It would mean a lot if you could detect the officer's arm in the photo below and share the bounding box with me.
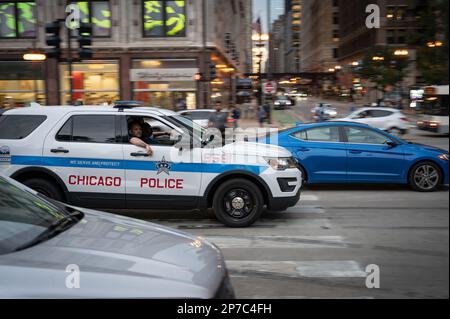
[130,138,153,156]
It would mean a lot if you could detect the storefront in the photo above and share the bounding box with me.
[130,59,198,110]
[0,61,45,107]
[59,60,119,105]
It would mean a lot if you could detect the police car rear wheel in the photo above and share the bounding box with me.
[213,179,263,228]
[23,178,65,202]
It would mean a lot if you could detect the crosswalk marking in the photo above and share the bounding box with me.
[226,260,367,279]
[301,195,319,201]
[205,235,346,249]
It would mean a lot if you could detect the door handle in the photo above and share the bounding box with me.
[130,152,149,157]
[349,150,362,154]
[50,148,69,154]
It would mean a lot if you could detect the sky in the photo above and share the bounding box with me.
[252,0,285,33]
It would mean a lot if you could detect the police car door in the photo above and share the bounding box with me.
[43,113,126,208]
[121,114,202,209]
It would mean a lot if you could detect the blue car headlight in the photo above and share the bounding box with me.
[438,154,449,161]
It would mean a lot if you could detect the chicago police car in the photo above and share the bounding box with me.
[0,102,302,227]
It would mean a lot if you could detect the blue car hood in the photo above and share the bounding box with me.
[404,142,448,155]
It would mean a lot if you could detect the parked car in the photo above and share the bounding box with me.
[0,174,235,298]
[265,122,449,192]
[338,107,411,135]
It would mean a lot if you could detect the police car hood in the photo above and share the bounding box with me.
[0,209,225,299]
[222,141,292,158]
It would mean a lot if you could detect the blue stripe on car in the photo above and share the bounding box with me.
[10,156,267,175]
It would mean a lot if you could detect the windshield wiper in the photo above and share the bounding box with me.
[14,211,84,252]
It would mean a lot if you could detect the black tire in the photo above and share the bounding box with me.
[409,161,442,192]
[298,165,307,185]
[212,178,264,228]
[22,178,65,202]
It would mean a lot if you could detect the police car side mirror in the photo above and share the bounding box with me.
[174,134,192,150]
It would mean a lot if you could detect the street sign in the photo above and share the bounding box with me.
[263,81,277,94]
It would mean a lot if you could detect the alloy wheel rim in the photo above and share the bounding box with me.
[414,165,439,190]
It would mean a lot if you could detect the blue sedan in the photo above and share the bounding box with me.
[265,122,449,192]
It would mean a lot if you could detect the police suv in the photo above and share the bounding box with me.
[0,102,302,227]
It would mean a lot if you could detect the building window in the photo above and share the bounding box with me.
[0,61,45,107]
[387,29,395,44]
[142,0,186,37]
[131,59,197,110]
[386,5,407,21]
[0,1,36,38]
[386,6,395,20]
[333,12,339,25]
[69,1,112,37]
[59,61,119,105]
[397,29,406,44]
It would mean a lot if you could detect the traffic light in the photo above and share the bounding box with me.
[45,21,61,60]
[209,64,217,80]
[78,23,93,60]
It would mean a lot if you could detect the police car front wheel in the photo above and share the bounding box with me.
[23,178,65,202]
[213,179,264,228]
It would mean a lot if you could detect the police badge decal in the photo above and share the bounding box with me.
[156,157,172,175]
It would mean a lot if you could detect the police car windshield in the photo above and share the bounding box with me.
[0,177,83,254]
[165,115,207,137]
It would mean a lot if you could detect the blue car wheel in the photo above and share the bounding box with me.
[409,161,442,192]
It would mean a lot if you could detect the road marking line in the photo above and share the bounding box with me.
[205,236,345,249]
[226,260,367,278]
[301,195,319,201]
[295,261,367,278]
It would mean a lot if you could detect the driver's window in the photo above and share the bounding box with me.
[127,116,176,146]
[345,127,390,145]
[354,111,369,119]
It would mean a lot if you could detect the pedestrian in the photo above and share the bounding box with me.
[208,101,228,144]
[257,105,267,128]
[230,104,241,129]
[263,103,271,124]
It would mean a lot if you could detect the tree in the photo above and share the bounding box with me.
[409,0,449,85]
[355,46,409,100]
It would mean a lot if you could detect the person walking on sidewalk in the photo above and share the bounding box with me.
[257,105,267,128]
[230,104,241,129]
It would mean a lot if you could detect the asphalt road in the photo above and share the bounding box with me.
[118,105,449,299]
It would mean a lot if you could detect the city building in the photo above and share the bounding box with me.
[268,0,301,74]
[338,0,421,102]
[0,0,252,109]
[299,0,340,73]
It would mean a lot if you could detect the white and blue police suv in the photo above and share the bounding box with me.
[0,102,302,227]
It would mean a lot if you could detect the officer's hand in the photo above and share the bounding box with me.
[146,145,153,157]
